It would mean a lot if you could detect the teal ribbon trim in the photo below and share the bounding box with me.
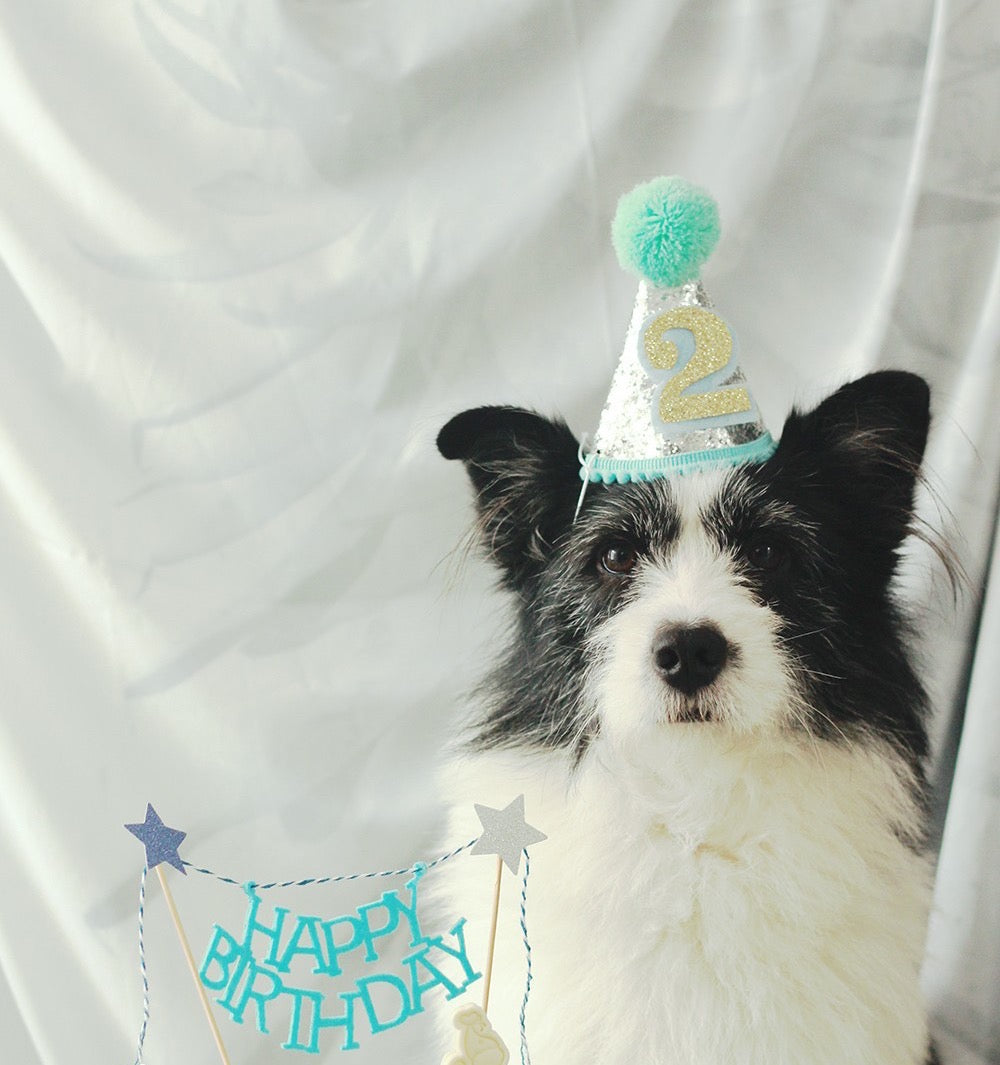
[581,433,778,484]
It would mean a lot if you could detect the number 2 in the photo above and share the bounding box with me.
[642,306,751,424]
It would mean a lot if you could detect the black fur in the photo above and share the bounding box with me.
[437,406,580,589]
[729,370,932,762]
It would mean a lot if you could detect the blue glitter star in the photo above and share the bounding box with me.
[125,804,187,875]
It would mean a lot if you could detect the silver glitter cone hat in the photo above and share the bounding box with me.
[582,177,776,484]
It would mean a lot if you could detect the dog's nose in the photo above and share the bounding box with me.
[652,624,729,695]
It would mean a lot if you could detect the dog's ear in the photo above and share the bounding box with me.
[774,370,930,555]
[438,406,581,585]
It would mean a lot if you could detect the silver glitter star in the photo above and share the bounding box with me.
[471,795,546,875]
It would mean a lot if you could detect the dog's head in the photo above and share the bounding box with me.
[439,371,932,761]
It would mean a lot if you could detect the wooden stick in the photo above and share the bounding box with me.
[481,856,504,1015]
[155,865,233,1065]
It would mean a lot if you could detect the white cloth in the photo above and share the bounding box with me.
[0,1,997,1062]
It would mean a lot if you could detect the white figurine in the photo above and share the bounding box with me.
[442,1003,510,1065]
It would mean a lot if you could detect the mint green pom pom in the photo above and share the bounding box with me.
[612,176,720,287]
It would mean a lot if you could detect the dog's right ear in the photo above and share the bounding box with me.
[437,406,581,586]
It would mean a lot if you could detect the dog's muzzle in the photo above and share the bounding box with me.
[651,624,729,696]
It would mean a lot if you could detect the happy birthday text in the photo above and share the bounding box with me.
[199,867,480,1053]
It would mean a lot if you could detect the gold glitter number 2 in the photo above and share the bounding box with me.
[642,306,752,424]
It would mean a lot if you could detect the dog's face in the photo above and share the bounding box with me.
[439,372,932,764]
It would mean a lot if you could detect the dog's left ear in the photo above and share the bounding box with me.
[438,406,581,586]
[774,370,930,554]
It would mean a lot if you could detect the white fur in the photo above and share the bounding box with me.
[435,473,933,1065]
[437,736,930,1065]
[593,533,796,737]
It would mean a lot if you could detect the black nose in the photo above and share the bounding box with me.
[652,624,729,694]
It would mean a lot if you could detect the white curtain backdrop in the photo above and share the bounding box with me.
[0,1,997,1063]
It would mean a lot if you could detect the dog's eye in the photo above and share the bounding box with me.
[599,543,638,576]
[744,540,784,572]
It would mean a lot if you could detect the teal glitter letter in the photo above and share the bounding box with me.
[275,913,327,975]
[241,883,291,969]
[200,924,247,993]
[283,986,361,1054]
[356,974,412,1035]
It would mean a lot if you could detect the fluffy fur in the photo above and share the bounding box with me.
[435,371,940,1065]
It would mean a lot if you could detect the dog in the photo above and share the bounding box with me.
[434,370,942,1065]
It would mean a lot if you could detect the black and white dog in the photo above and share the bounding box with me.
[436,371,940,1065]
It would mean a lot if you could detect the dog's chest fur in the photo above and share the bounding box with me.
[439,735,930,1065]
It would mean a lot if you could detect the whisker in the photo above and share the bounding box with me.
[795,665,846,683]
[777,628,830,644]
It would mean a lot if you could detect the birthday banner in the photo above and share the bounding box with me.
[200,866,478,1052]
[124,798,544,1064]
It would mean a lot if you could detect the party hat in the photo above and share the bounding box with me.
[582,177,776,484]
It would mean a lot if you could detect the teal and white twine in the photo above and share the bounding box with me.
[134,865,150,1065]
[518,849,533,1065]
